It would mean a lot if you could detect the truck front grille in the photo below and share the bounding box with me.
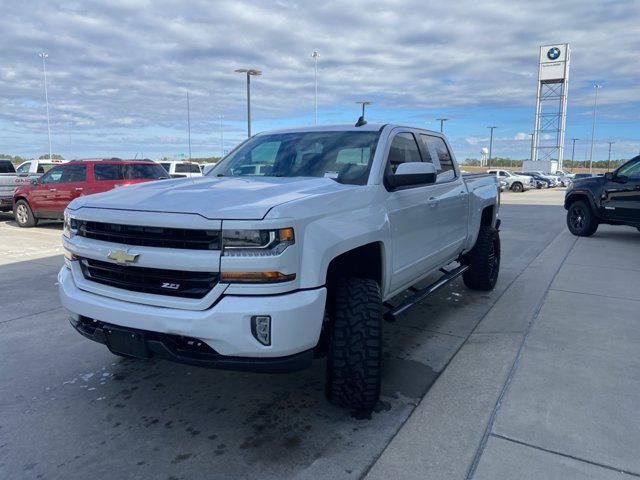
[79,257,218,299]
[76,221,220,250]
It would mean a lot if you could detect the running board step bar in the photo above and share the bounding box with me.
[383,264,469,323]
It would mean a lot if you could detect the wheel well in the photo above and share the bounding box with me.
[13,196,28,207]
[565,193,591,211]
[480,206,494,226]
[317,242,383,357]
[326,242,383,288]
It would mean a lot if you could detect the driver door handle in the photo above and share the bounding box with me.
[75,187,83,191]
[49,188,57,192]
[427,196,439,207]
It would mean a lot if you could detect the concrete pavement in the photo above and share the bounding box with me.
[365,219,640,478]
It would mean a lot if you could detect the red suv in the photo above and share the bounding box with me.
[12,159,169,227]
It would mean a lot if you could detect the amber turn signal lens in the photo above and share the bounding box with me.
[279,227,295,243]
[221,271,296,283]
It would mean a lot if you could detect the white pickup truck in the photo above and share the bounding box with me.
[487,169,535,192]
[59,124,501,411]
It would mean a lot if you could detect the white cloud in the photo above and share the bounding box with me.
[514,132,528,141]
[0,0,638,158]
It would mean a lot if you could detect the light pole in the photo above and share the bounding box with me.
[235,68,262,137]
[436,118,448,133]
[529,133,534,161]
[311,50,319,125]
[219,114,224,157]
[570,138,579,172]
[186,91,192,160]
[487,126,497,168]
[589,83,601,173]
[39,52,52,161]
[606,141,614,171]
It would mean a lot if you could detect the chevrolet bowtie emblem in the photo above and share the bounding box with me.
[107,249,139,265]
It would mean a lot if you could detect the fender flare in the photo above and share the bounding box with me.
[564,189,598,211]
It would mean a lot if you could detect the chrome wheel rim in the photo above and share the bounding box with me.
[16,204,28,224]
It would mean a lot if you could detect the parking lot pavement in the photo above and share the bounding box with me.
[366,215,640,477]
[0,197,569,480]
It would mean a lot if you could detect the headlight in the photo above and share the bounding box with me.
[63,211,78,239]
[222,227,294,256]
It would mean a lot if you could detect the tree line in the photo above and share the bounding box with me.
[463,157,627,170]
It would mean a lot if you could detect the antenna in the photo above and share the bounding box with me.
[355,100,371,127]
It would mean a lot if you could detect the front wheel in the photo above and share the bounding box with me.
[463,226,500,291]
[325,277,382,412]
[566,200,598,237]
[14,200,37,228]
[511,182,523,193]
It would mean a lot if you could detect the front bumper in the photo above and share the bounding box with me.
[70,317,314,373]
[0,196,12,211]
[59,266,327,365]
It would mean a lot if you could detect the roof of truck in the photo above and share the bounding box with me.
[263,123,442,136]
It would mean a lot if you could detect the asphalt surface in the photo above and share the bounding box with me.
[0,190,568,480]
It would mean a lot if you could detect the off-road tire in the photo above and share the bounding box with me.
[511,182,524,193]
[566,200,598,237]
[463,226,500,291]
[325,277,382,411]
[14,200,37,228]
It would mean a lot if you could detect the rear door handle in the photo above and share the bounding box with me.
[427,196,439,207]
[49,188,57,192]
[75,187,83,191]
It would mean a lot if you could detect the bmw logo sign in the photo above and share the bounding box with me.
[547,47,561,60]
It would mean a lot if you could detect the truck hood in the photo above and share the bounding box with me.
[68,176,351,220]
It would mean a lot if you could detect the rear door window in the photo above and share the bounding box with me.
[419,135,455,181]
[94,163,121,181]
[59,164,87,183]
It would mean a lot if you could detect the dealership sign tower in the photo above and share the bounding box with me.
[531,43,570,169]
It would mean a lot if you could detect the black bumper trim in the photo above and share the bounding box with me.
[70,316,313,374]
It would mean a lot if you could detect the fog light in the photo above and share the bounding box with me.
[251,315,271,346]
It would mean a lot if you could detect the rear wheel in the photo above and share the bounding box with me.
[463,226,500,291]
[566,200,598,237]
[511,182,523,193]
[325,277,382,412]
[14,200,37,228]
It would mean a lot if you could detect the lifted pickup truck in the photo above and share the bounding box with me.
[565,155,640,236]
[59,124,501,411]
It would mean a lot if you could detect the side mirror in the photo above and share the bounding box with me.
[31,178,39,185]
[614,174,629,183]
[386,162,437,189]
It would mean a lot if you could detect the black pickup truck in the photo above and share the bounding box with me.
[564,155,640,236]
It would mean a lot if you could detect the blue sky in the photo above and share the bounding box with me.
[1,0,639,162]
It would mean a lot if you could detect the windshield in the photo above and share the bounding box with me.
[209,131,381,185]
